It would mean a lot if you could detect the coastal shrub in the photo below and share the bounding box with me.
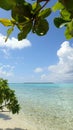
[0,78,20,114]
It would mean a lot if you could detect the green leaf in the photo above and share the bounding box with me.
[38,8,51,18]
[65,27,72,39]
[0,0,16,10]
[12,2,32,23]
[23,2,32,18]
[54,17,68,28]
[65,20,73,39]
[34,19,49,36]
[60,9,71,21]
[52,1,64,12]
[32,2,41,12]
[59,0,73,12]
[18,21,32,40]
[12,5,25,23]
[5,27,14,42]
[0,18,12,26]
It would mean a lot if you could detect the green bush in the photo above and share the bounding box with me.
[0,78,20,114]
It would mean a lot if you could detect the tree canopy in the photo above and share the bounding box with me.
[0,78,20,114]
[0,0,73,40]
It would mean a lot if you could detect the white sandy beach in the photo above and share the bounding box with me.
[0,112,37,130]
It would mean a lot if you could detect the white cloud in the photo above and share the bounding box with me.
[0,33,31,49]
[41,41,73,83]
[34,67,43,73]
[48,41,73,82]
[1,48,10,58]
[41,74,47,80]
[0,64,14,77]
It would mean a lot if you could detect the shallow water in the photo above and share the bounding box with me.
[9,83,73,130]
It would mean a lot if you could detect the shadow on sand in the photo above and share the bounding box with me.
[0,128,27,130]
[0,113,12,120]
[0,113,28,130]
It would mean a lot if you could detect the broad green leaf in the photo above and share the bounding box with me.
[18,21,32,40]
[65,20,73,39]
[32,2,41,12]
[54,17,68,28]
[23,2,32,18]
[60,9,71,21]
[38,8,51,18]
[34,19,49,36]
[52,1,64,12]
[59,0,73,12]
[0,0,16,10]
[12,2,32,23]
[5,27,14,42]
[0,18,12,26]
[65,27,72,39]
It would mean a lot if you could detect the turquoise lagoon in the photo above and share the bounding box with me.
[9,83,73,130]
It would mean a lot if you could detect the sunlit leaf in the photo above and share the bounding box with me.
[65,20,73,39]
[60,9,71,21]
[5,27,14,42]
[32,2,41,12]
[52,1,64,12]
[65,27,72,39]
[38,8,51,18]
[0,18,12,26]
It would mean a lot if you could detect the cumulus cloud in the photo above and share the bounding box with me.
[34,67,43,73]
[41,41,73,83]
[0,64,14,77]
[0,33,31,49]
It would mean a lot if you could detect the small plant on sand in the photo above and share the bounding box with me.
[0,78,20,114]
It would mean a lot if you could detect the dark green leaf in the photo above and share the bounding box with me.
[12,2,32,23]
[0,0,16,10]
[23,2,32,18]
[54,17,68,28]
[34,19,49,36]
[59,0,73,12]
[18,21,32,40]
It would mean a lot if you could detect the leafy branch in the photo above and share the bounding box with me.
[0,0,73,40]
[0,78,20,114]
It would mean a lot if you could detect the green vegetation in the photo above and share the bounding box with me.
[0,0,73,40]
[0,78,20,114]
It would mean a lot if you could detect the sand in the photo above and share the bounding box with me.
[0,112,37,130]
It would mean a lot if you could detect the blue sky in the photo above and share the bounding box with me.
[0,0,73,83]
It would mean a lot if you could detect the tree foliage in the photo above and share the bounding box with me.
[0,0,73,40]
[0,78,20,114]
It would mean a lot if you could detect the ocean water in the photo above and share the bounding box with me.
[9,83,73,130]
